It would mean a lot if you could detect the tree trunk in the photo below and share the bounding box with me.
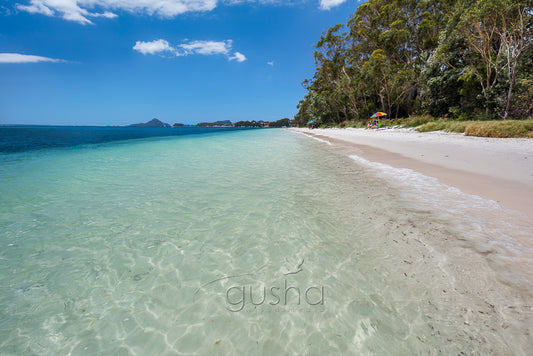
[503,60,518,120]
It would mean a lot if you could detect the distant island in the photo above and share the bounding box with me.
[128,118,294,128]
[129,118,170,127]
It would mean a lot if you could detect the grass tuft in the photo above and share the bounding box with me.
[416,120,533,138]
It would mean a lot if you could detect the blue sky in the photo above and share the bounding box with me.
[0,0,360,125]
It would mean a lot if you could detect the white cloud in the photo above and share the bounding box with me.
[89,11,118,19]
[0,53,65,63]
[223,0,302,5]
[179,40,231,56]
[229,52,247,62]
[15,0,336,24]
[15,0,218,25]
[133,39,175,55]
[16,1,53,16]
[134,39,246,62]
[267,61,274,66]
[319,0,348,10]
[15,0,312,24]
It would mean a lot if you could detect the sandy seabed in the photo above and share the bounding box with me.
[1,128,532,354]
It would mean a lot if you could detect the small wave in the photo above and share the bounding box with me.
[297,132,332,145]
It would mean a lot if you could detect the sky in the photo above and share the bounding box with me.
[0,0,361,126]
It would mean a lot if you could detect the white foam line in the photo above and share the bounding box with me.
[298,132,332,145]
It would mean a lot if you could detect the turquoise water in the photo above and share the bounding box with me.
[0,129,531,354]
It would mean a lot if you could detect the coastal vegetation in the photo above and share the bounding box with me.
[233,118,292,127]
[269,118,293,127]
[198,118,294,127]
[233,120,269,127]
[196,120,233,127]
[295,0,533,131]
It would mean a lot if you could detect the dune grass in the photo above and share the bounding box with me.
[416,120,533,138]
[338,120,367,128]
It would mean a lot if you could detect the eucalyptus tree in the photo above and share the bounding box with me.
[295,0,532,125]
[345,0,448,117]
[442,0,533,118]
[499,0,533,119]
[313,24,351,123]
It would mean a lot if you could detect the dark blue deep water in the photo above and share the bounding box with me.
[0,126,249,153]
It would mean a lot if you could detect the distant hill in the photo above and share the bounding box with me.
[196,120,233,127]
[130,118,170,127]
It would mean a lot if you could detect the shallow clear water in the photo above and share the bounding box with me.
[0,129,531,354]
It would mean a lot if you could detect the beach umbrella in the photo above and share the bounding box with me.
[370,112,387,118]
[308,120,315,124]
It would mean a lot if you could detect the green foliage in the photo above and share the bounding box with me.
[269,118,292,127]
[233,120,264,127]
[296,0,533,125]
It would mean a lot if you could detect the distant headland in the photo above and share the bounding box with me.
[129,118,171,127]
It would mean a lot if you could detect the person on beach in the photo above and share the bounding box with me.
[367,120,379,129]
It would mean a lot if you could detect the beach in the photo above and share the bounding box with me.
[294,127,533,218]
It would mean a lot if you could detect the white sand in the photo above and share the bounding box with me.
[293,127,533,218]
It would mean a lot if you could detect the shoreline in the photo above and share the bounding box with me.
[292,127,533,219]
[292,126,533,307]
[293,127,533,296]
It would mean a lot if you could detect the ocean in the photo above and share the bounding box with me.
[0,127,531,354]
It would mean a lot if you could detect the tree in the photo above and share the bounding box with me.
[447,0,533,118]
[499,0,533,119]
[295,0,532,125]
